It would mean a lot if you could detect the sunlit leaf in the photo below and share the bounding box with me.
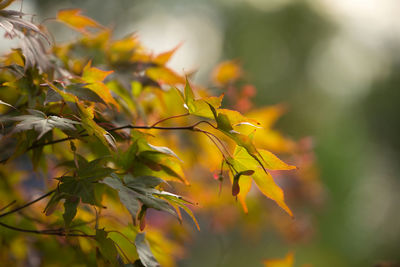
[146,66,185,85]
[77,103,117,150]
[182,78,223,119]
[229,146,293,216]
[57,9,101,33]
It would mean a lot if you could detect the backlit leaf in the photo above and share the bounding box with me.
[57,9,101,33]
[229,146,293,216]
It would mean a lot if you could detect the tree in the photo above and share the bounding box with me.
[0,2,318,266]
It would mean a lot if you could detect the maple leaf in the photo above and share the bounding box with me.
[12,109,80,139]
[57,9,102,33]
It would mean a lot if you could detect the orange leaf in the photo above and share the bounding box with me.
[153,43,182,65]
[212,60,242,86]
[146,66,186,85]
[57,9,101,33]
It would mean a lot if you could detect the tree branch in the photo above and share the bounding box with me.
[1,120,219,164]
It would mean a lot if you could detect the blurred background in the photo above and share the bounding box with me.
[2,0,400,266]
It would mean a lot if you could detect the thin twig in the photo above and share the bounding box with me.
[0,190,55,218]
[0,221,95,237]
[0,200,16,212]
[149,113,189,127]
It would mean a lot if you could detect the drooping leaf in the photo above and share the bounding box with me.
[160,193,200,231]
[102,174,178,223]
[102,176,141,221]
[232,170,254,197]
[135,233,160,267]
[63,196,79,228]
[146,143,182,162]
[0,99,14,109]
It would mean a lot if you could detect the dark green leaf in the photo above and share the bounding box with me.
[63,196,79,228]
[59,176,97,205]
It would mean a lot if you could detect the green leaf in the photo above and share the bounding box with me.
[135,233,160,267]
[77,103,116,150]
[102,175,141,221]
[44,192,66,216]
[95,229,118,265]
[65,83,106,104]
[182,78,223,119]
[124,175,164,189]
[147,143,182,162]
[59,176,97,205]
[159,193,200,231]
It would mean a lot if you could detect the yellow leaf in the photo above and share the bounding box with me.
[182,78,223,119]
[231,146,293,216]
[82,61,113,83]
[146,66,186,85]
[81,62,119,108]
[57,9,102,33]
[264,252,294,267]
[212,60,242,86]
[259,149,296,171]
[219,108,260,127]
[237,175,252,214]
[77,103,116,151]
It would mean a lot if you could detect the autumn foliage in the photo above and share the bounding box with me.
[0,2,321,266]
